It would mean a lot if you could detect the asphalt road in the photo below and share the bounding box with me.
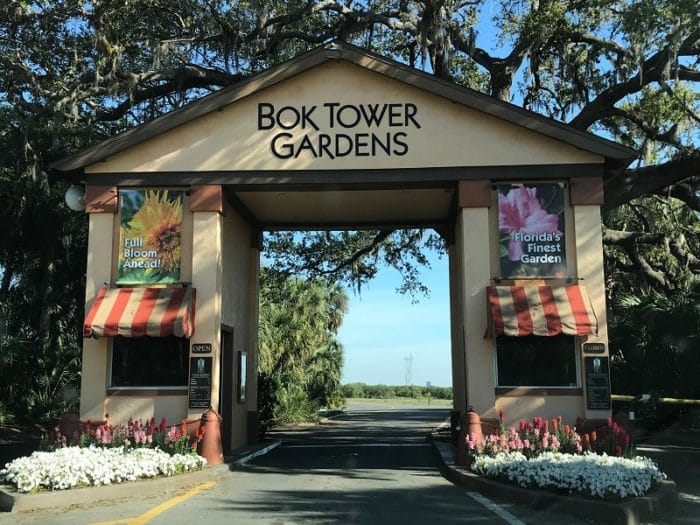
[4,401,699,524]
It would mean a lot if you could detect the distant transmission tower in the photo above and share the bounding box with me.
[404,353,414,386]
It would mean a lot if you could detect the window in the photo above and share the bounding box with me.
[111,336,188,388]
[495,335,578,388]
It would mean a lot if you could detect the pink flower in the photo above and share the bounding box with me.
[498,185,561,261]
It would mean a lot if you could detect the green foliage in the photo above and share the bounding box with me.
[342,383,453,400]
[257,270,348,430]
[609,283,700,398]
[0,401,10,426]
[604,194,699,294]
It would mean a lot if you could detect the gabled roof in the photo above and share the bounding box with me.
[51,41,637,174]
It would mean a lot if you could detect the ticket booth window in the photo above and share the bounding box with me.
[496,335,579,388]
[110,336,189,388]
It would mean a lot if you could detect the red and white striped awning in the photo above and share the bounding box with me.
[83,287,196,338]
[487,285,597,337]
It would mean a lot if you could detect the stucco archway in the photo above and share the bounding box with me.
[53,41,635,452]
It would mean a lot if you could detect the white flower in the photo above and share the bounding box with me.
[471,451,665,498]
[0,446,206,493]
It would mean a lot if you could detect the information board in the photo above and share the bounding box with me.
[188,357,212,410]
[585,356,611,410]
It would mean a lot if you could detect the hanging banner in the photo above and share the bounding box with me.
[497,183,567,278]
[117,189,183,285]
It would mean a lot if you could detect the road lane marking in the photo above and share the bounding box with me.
[90,481,216,525]
[680,492,700,503]
[465,491,527,525]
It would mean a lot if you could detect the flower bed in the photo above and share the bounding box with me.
[1,446,206,493]
[0,417,208,493]
[467,414,666,499]
[472,451,664,499]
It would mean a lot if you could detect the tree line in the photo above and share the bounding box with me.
[342,383,453,400]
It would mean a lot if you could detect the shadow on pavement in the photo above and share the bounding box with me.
[208,481,496,524]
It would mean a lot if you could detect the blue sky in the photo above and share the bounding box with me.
[338,249,452,387]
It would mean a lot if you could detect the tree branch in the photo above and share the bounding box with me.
[669,234,700,273]
[570,29,700,130]
[602,228,664,245]
[659,180,700,212]
[93,66,242,122]
[604,153,700,210]
[312,230,395,277]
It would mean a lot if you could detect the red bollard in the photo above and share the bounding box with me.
[198,409,224,465]
[467,409,483,442]
[456,408,482,466]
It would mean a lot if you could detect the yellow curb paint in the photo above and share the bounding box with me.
[90,481,216,525]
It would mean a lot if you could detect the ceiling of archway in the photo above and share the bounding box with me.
[228,187,455,228]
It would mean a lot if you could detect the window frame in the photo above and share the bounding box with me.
[493,334,581,390]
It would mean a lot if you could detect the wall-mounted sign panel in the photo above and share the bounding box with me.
[117,189,183,285]
[585,356,611,410]
[189,356,212,410]
[497,183,567,279]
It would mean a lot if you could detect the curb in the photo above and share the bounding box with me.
[430,438,678,525]
[0,440,281,514]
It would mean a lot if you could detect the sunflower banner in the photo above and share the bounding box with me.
[497,182,567,279]
[116,189,183,285]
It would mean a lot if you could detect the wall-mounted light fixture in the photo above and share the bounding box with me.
[64,185,86,211]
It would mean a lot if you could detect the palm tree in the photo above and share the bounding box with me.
[258,270,348,426]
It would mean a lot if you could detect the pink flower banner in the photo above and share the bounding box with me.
[497,183,566,278]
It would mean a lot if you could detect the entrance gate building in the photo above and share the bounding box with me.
[53,42,636,452]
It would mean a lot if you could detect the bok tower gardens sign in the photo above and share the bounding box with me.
[258,102,420,159]
[51,41,637,453]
